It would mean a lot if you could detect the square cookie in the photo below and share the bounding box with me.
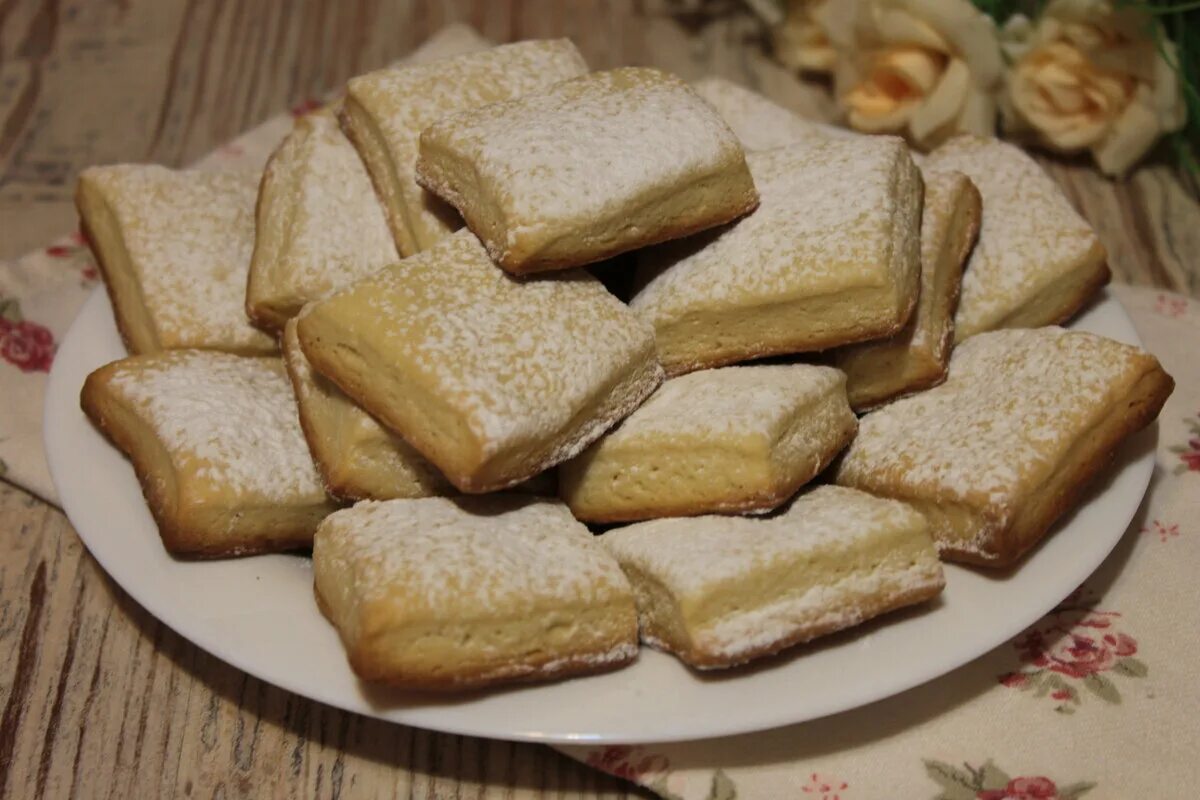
[282,318,453,501]
[923,136,1109,341]
[834,169,982,410]
[80,350,337,557]
[313,496,638,689]
[560,365,856,522]
[690,80,981,408]
[342,39,587,257]
[631,136,922,375]
[600,485,944,669]
[416,67,759,274]
[297,231,664,493]
[76,165,276,355]
[836,328,1174,566]
[246,111,400,332]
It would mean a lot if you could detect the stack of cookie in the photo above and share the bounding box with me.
[75,32,1174,690]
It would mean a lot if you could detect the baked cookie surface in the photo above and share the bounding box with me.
[416,67,759,274]
[560,365,856,522]
[297,231,663,493]
[836,327,1174,566]
[76,165,275,355]
[692,76,849,150]
[313,495,638,689]
[631,137,922,375]
[600,485,944,669]
[80,350,336,557]
[342,39,587,256]
[282,319,453,501]
[247,111,399,332]
[923,136,1109,341]
[834,169,982,410]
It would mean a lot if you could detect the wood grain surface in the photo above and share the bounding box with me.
[1,2,1197,799]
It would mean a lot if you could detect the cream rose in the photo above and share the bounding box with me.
[830,0,1004,150]
[1000,0,1187,176]
[773,0,849,74]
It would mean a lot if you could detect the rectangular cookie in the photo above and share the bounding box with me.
[690,79,982,408]
[80,350,337,557]
[416,67,759,274]
[76,165,276,355]
[630,136,922,375]
[922,136,1110,341]
[833,169,982,410]
[296,231,664,493]
[559,365,856,522]
[600,485,944,669]
[281,318,453,501]
[313,496,638,690]
[341,39,588,257]
[836,327,1174,566]
[246,111,400,332]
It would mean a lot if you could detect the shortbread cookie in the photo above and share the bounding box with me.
[692,76,849,151]
[600,485,944,669]
[76,166,276,355]
[922,136,1109,341]
[246,111,400,332]
[690,82,981,407]
[834,170,982,410]
[342,39,587,256]
[282,319,453,501]
[631,137,922,375]
[313,496,638,689]
[836,328,1174,567]
[297,231,663,493]
[416,67,759,274]
[80,350,337,557]
[560,365,856,522]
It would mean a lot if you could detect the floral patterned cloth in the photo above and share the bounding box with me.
[0,25,1196,800]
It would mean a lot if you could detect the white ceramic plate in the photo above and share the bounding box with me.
[44,287,1155,744]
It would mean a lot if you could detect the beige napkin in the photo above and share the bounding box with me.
[1,24,1196,800]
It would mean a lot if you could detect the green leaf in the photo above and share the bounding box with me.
[1058,781,1097,799]
[924,760,980,799]
[0,297,21,323]
[706,769,737,800]
[1113,657,1149,678]
[978,760,1012,790]
[1083,673,1122,704]
[1056,703,1077,714]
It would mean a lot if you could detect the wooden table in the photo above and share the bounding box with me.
[1,2,1197,798]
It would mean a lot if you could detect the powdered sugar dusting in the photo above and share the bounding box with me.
[315,231,661,457]
[267,112,398,298]
[346,39,587,246]
[316,496,631,609]
[836,327,1151,515]
[601,364,844,444]
[107,351,325,500]
[692,76,852,151]
[419,67,747,251]
[603,485,940,659]
[922,136,1099,338]
[631,137,919,326]
[83,165,273,350]
[602,485,929,597]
